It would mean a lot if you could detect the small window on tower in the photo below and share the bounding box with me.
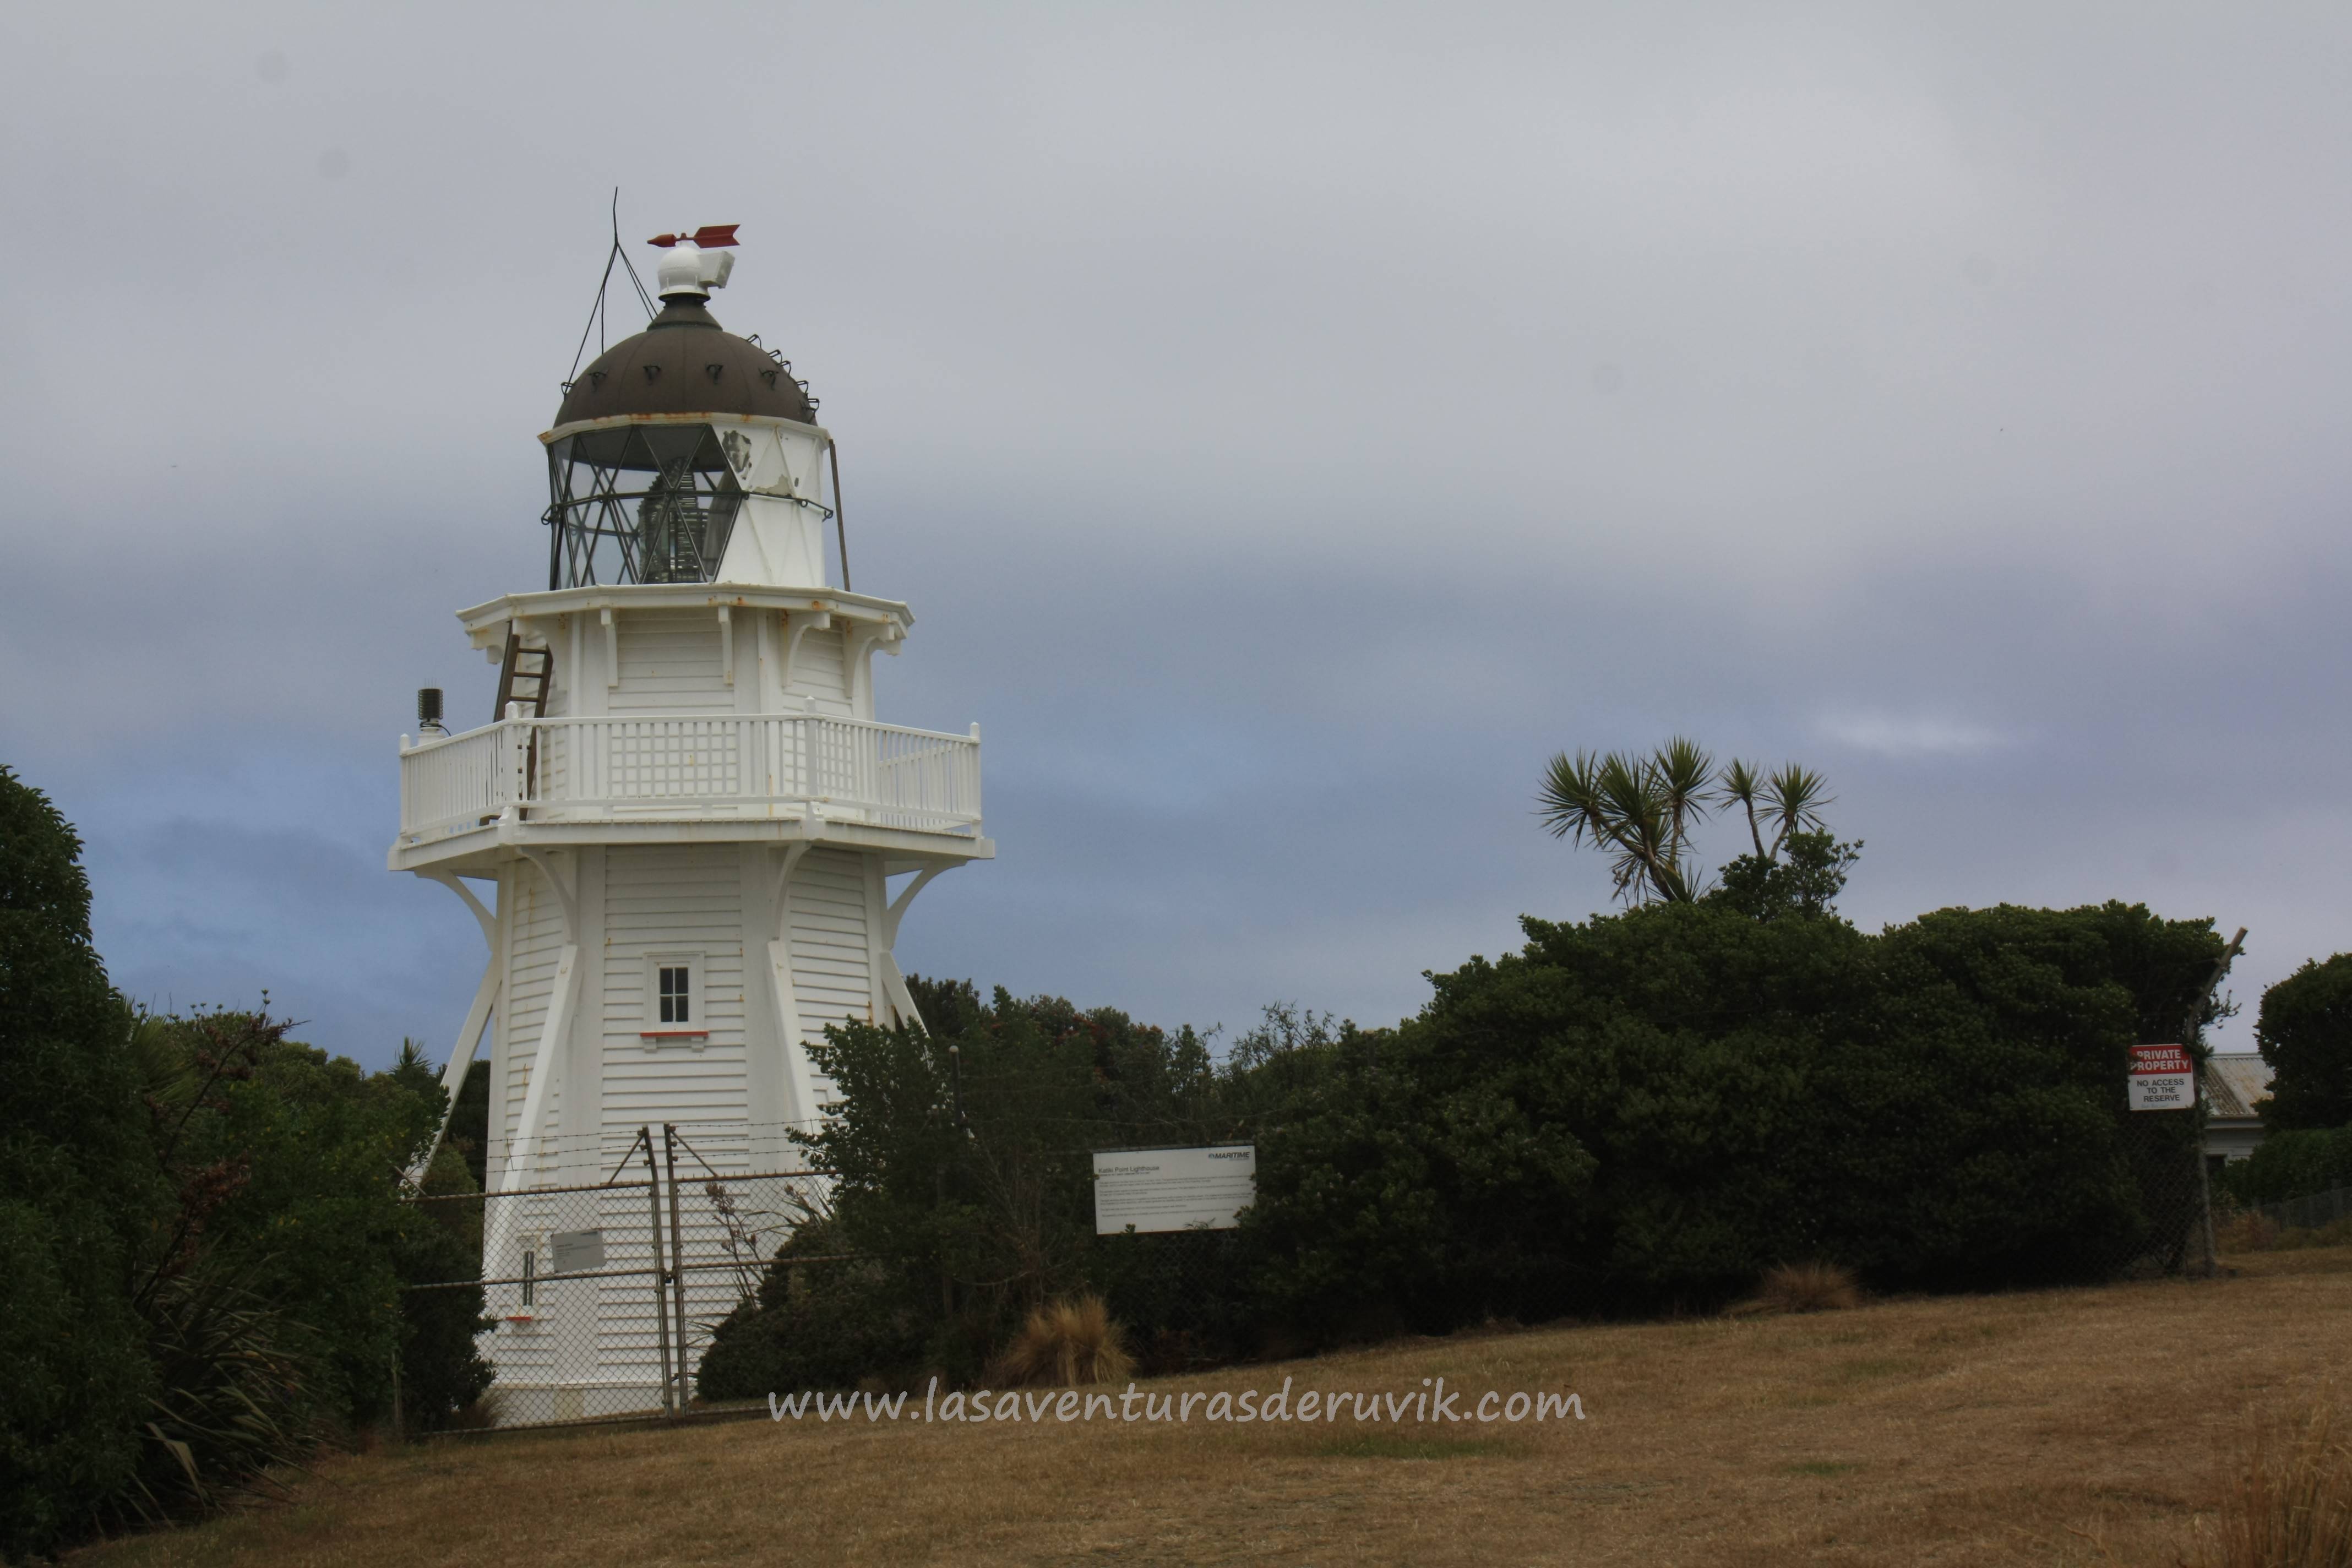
[658,965,692,1025]
[643,955,705,1042]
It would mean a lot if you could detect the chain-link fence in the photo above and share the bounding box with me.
[402,1124,824,1430]
[2084,1102,2215,1280]
[1086,1226,1257,1373]
[2249,1183,2352,1234]
[409,1092,2228,1424]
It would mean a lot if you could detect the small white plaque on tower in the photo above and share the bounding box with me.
[1092,1145,1256,1234]
[551,1229,606,1275]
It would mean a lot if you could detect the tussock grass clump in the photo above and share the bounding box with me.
[993,1295,1133,1387]
[1728,1261,1861,1317]
[2216,1210,2283,1254]
[2198,1399,2352,1568]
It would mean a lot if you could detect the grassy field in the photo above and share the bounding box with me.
[76,1248,2352,1568]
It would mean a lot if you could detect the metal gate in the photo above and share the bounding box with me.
[403,1123,818,1428]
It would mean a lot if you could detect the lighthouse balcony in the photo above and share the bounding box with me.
[394,711,982,858]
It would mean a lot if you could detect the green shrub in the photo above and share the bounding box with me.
[395,1142,494,1430]
[0,766,155,1558]
[136,1013,489,1431]
[706,900,2229,1387]
[2255,955,2352,1132]
[700,983,1236,1390]
[2,771,494,1548]
[1805,901,2212,1288]
[696,1222,932,1398]
[2232,1128,2352,1205]
[1244,898,2217,1324]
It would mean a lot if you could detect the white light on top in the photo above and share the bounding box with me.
[648,224,741,298]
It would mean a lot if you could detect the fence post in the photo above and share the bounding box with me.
[2187,1106,2217,1278]
[641,1126,677,1418]
[663,1124,690,1412]
[2185,927,2246,1278]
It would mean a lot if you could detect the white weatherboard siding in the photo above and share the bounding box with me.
[482,837,880,1403]
[500,864,565,1183]
[601,845,749,1138]
[594,1204,667,1382]
[611,609,732,716]
[784,627,851,715]
[790,847,874,1110]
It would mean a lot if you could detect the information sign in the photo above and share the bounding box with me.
[1092,1146,1256,1234]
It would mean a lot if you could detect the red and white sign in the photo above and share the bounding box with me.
[2129,1043,2196,1111]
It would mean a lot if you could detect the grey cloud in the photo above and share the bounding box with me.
[6,2,2349,1060]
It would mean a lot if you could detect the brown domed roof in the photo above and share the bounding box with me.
[554,298,816,427]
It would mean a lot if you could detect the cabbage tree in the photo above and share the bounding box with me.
[1537,740,1834,906]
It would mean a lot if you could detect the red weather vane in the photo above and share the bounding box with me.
[647,225,741,249]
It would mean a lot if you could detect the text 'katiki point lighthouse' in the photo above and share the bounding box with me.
[390,226,990,1420]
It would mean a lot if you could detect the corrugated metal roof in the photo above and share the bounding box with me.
[2203,1054,2272,1120]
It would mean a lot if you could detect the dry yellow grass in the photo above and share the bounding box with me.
[2195,1392,2352,1568]
[71,1247,2352,1568]
[2214,1209,2282,1254]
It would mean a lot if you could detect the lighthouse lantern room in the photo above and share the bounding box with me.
[390,228,989,1421]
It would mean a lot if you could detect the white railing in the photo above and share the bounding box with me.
[399,713,982,842]
[399,722,516,839]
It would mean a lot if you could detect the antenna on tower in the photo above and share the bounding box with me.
[566,190,660,385]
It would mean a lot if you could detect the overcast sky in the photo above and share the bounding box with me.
[5,2,2346,1065]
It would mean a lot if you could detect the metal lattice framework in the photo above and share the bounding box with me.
[546,423,746,589]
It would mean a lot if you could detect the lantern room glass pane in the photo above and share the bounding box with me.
[545,424,745,588]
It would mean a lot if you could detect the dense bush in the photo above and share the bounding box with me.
[2227,1127,2352,1206]
[698,981,1233,1396]
[695,1219,932,1397]
[1265,899,1853,1322]
[0,770,488,1556]
[0,768,161,1558]
[1240,898,2217,1335]
[1802,901,2211,1287]
[397,1136,494,1429]
[135,1017,493,1441]
[701,892,2228,1391]
[2254,955,2352,1133]
[137,1017,488,1429]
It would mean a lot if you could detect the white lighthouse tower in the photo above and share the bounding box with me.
[390,228,989,1419]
